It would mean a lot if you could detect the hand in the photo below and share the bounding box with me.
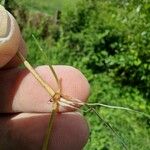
[0,6,90,150]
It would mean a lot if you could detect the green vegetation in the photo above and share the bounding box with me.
[5,0,150,149]
[5,0,79,14]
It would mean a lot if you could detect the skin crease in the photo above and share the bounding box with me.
[0,7,90,150]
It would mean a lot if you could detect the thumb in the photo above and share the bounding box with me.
[0,5,25,68]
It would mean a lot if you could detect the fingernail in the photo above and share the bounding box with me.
[0,5,21,67]
[0,5,8,37]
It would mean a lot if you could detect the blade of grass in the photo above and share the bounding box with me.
[32,34,60,90]
[86,102,150,119]
[17,52,56,97]
[87,105,128,150]
[67,98,150,119]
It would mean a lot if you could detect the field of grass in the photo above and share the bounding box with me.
[15,0,79,14]
[5,0,150,150]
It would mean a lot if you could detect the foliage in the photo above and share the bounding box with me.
[54,0,150,99]
[5,0,150,149]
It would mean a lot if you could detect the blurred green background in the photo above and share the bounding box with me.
[4,0,150,149]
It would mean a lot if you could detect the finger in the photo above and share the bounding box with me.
[0,112,89,150]
[0,65,90,113]
[0,5,26,69]
[3,36,26,69]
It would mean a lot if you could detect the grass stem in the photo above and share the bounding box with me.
[42,108,57,150]
[17,51,56,97]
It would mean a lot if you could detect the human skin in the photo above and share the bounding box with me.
[0,6,90,150]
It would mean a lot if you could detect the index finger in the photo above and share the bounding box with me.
[0,65,90,113]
